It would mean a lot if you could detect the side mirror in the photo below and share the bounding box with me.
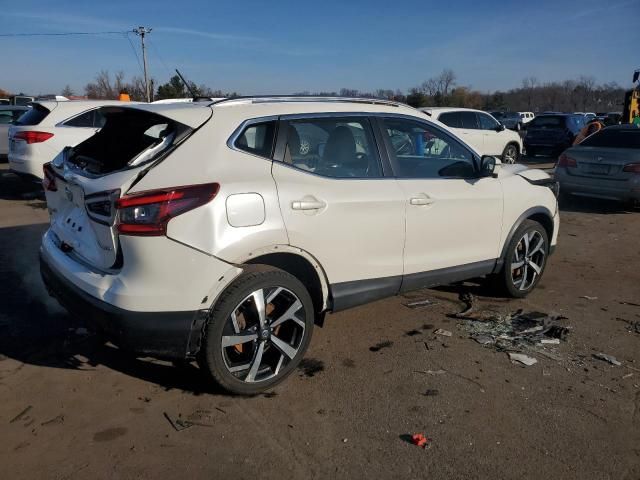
[480,155,498,177]
[495,123,506,132]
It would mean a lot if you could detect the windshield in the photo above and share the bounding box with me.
[580,129,640,149]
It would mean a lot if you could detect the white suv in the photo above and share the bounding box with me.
[8,100,138,180]
[40,97,559,394]
[421,107,523,163]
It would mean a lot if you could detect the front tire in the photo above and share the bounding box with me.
[502,143,519,164]
[198,267,314,395]
[494,220,549,298]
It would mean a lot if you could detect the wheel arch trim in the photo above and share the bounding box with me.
[493,206,554,273]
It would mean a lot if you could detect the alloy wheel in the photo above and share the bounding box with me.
[504,145,518,164]
[511,230,546,291]
[220,286,306,383]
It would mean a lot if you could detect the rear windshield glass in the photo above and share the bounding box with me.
[15,105,50,126]
[580,129,640,149]
[529,116,563,128]
[68,108,191,175]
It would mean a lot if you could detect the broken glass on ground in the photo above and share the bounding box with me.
[456,308,570,358]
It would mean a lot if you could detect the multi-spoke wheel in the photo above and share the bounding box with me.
[493,220,549,298]
[198,267,314,395]
[502,143,519,164]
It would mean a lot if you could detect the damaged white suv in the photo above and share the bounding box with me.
[40,98,559,394]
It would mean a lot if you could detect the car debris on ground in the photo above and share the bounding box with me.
[433,328,452,337]
[592,353,622,366]
[508,353,538,366]
[404,299,438,309]
[410,433,432,449]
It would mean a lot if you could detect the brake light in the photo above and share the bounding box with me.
[557,153,577,168]
[115,183,219,236]
[14,131,54,144]
[42,163,57,191]
[622,163,640,174]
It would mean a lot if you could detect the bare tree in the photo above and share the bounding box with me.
[61,85,74,97]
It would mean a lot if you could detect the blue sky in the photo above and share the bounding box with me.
[1,0,638,95]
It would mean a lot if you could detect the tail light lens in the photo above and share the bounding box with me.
[42,163,57,191]
[557,153,577,168]
[14,131,54,144]
[622,163,640,174]
[115,183,220,236]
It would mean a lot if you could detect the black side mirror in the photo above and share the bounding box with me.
[495,123,506,132]
[480,155,497,177]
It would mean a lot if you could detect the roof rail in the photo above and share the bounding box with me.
[209,95,405,108]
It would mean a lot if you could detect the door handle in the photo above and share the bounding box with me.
[291,199,326,210]
[409,196,434,206]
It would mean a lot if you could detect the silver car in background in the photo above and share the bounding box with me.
[556,125,640,204]
[0,106,28,158]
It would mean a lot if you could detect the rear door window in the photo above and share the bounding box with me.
[234,121,277,159]
[460,111,480,129]
[15,105,50,126]
[283,117,382,178]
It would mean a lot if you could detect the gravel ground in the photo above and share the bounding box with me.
[0,160,638,480]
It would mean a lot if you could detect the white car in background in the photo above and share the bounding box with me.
[519,112,535,124]
[8,100,138,180]
[0,106,28,158]
[420,107,523,163]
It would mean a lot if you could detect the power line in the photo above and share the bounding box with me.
[0,31,128,37]
[132,26,152,102]
[125,32,145,77]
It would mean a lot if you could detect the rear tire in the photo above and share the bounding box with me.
[198,267,314,395]
[493,220,549,298]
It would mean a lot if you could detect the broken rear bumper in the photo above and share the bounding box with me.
[40,253,208,360]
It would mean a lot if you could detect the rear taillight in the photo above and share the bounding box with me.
[622,163,640,174]
[557,153,577,168]
[15,131,54,144]
[42,163,57,191]
[115,183,219,236]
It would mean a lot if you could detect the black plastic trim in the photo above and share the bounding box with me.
[330,275,402,311]
[40,253,204,360]
[400,259,496,293]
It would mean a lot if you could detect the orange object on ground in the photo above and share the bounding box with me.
[118,90,131,102]
[411,433,431,448]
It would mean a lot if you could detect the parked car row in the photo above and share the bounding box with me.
[37,97,559,394]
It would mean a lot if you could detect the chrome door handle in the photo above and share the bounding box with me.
[410,196,434,206]
[291,200,326,210]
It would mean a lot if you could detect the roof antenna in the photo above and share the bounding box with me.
[175,68,199,99]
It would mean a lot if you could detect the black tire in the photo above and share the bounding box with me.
[493,220,549,298]
[198,266,314,395]
[502,143,519,164]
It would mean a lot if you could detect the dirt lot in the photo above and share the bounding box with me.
[1,160,639,480]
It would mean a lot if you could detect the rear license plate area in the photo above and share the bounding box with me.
[585,164,610,175]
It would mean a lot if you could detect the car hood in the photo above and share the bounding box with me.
[498,163,551,181]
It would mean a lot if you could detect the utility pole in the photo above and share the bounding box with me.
[133,26,152,102]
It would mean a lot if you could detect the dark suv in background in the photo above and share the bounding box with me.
[490,111,522,131]
[524,114,585,157]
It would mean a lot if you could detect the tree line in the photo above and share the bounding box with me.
[39,68,629,113]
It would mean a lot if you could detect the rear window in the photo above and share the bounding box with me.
[234,121,277,158]
[529,116,564,128]
[15,105,50,126]
[580,129,640,149]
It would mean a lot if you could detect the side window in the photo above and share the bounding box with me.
[284,117,382,178]
[234,121,277,159]
[478,112,499,130]
[64,110,96,128]
[438,112,461,128]
[460,111,479,129]
[383,118,476,179]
